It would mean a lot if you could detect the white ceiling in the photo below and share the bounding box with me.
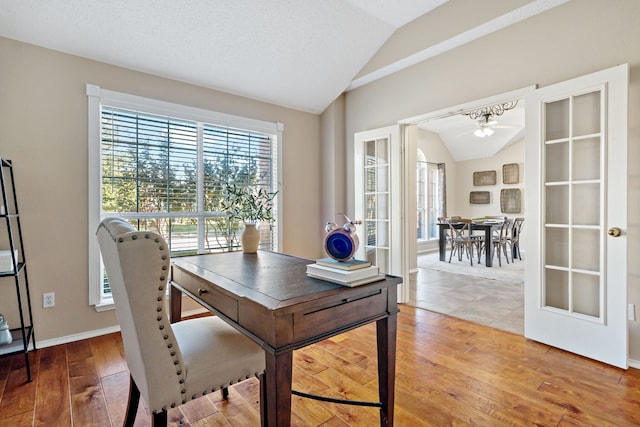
[417,102,525,162]
[0,0,564,159]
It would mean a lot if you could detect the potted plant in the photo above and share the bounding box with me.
[221,183,277,253]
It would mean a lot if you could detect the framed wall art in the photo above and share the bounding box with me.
[500,188,521,213]
[469,191,491,204]
[473,170,496,186]
[502,163,519,184]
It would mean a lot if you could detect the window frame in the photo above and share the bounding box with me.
[87,84,283,310]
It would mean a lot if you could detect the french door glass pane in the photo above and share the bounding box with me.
[543,89,603,319]
[545,98,570,140]
[573,137,600,180]
[363,136,390,271]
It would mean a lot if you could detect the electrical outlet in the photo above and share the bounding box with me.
[43,292,55,308]
[628,304,636,321]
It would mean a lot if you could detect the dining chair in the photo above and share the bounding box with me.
[96,217,266,427]
[486,217,513,267]
[508,217,525,262]
[446,218,480,265]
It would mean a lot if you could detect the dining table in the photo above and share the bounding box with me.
[438,221,503,267]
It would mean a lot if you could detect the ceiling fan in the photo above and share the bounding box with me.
[462,101,520,138]
[474,114,498,137]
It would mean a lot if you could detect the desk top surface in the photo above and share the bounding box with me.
[171,251,401,311]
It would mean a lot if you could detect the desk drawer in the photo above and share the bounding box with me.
[173,269,238,322]
[293,289,387,342]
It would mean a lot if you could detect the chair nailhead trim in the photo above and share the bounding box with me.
[132,235,137,240]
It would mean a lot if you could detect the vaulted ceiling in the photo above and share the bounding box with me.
[0,0,566,159]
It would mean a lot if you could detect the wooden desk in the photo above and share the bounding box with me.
[438,222,500,267]
[169,251,402,426]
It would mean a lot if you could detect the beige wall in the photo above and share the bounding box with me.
[0,37,322,342]
[455,139,525,220]
[338,0,640,359]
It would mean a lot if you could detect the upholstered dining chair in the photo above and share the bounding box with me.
[96,217,265,427]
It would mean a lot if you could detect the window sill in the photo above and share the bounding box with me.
[94,299,115,312]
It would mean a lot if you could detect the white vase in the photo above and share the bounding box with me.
[241,222,260,253]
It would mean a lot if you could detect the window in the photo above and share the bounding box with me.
[87,85,282,309]
[416,150,445,242]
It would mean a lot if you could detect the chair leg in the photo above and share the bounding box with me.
[222,386,229,399]
[124,375,140,427]
[152,411,168,427]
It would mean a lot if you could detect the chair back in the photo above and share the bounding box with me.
[96,217,185,411]
[498,218,514,241]
[513,217,525,236]
[447,218,472,240]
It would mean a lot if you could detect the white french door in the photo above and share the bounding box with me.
[354,125,408,302]
[524,64,628,368]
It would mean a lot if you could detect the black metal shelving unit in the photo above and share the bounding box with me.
[0,158,35,382]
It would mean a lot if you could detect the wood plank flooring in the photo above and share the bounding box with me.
[1,305,640,426]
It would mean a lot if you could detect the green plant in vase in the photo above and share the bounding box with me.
[221,184,277,253]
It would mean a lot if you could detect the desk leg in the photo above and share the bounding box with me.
[168,284,182,323]
[262,351,293,426]
[439,225,446,262]
[484,227,493,267]
[377,314,397,427]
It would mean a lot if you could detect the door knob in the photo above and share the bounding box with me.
[608,227,622,237]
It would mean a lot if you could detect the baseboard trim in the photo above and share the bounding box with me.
[628,358,640,369]
[37,307,211,349]
[37,325,122,349]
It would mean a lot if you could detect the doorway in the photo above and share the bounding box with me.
[400,87,532,334]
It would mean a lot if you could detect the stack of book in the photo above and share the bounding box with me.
[306,257,385,287]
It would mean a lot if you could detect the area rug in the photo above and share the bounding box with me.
[417,251,524,284]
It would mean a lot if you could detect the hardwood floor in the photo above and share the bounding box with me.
[2,306,640,426]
